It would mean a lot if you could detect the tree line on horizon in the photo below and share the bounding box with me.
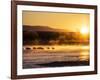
[23,31,89,45]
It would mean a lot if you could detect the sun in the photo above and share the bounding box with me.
[80,27,89,35]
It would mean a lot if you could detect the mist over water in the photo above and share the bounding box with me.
[23,45,89,68]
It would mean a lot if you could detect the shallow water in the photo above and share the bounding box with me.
[23,45,89,68]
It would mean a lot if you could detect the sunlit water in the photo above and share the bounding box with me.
[23,45,89,68]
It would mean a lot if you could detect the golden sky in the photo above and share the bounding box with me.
[23,11,90,32]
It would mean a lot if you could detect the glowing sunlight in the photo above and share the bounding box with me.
[80,27,89,35]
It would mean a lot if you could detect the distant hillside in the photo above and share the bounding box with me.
[23,25,69,32]
[23,25,89,45]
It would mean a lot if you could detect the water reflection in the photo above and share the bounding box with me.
[79,51,89,61]
[23,45,90,68]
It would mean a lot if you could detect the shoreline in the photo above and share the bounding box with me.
[23,61,89,69]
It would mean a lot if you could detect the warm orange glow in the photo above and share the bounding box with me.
[80,27,89,35]
[23,11,90,32]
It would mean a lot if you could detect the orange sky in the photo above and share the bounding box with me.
[22,11,90,32]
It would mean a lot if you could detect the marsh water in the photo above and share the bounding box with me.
[23,45,89,69]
